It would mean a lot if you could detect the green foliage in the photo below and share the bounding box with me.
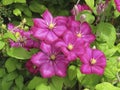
[85,0,94,9]
[7,47,38,60]
[27,76,47,90]
[95,82,120,90]
[0,0,120,90]
[2,0,26,5]
[5,58,18,72]
[96,22,116,48]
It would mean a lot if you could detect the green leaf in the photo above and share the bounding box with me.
[117,43,120,53]
[104,46,118,58]
[23,8,32,17]
[29,0,47,14]
[77,68,85,83]
[81,74,101,89]
[85,0,94,9]
[63,76,77,88]
[0,68,6,78]
[3,32,17,41]
[95,82,120,90]
[2,0,14,5]
[28,76,47,90]
[2,76,13,90]
[36,84,50,90]
[15,75,24,90]
[13,8,22,16]
[6,71,18,81]
[5,58,18,72]
[0,41,5,50]
[96,22,116,48]
[14,0,26,3]
[104,57,118,79]
[50,76,64,90]
[68,65,77,80]
[7,47,33,60]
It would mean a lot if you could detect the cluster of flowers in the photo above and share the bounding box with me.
[8,23,40,50]
[8,4,106,78]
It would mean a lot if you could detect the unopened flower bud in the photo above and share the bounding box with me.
[24,26,29,31]
[72,5,79,16]
[117,57,120,62]
[2,24,6,29]
[80,14,86,22]
[22,18,26,24]
[97,3,106,15]
[92,45,96,49]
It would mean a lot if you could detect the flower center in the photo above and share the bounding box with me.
[67,44,73,50]
[49,23,55,30]
[77,33,82,38]
[50,54,56,60]
[90,58,96,65]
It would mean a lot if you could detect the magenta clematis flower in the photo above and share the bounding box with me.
[26,60,39,74]
[31,42,69,78]
[8,23,40,50]
[79,48,106,75]
[32,10,67,43]
[71,4,91,16]
[114,0,120,12]
[67,17,95,44]
[55,31,86,61]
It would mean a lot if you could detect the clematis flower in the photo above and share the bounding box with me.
[71,4,91,16]
[32,10,67,43]
[26,60,39,74]
[31,42,69,78]
[79,48,106,75]
[69,20,95,44]
[55,31,86,61]
[8,23,40,50]
[114,0,120,12]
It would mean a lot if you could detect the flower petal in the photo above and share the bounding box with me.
[40,42,51,54]
[53,25,67,36]
[79,47,92,64]
[8,23,14,30]
[42,10,53,22]
[33,27,48,40]
[33,18,47,28]
[40,62,55,78]
[63,31,76,44]
[91,66,104,75]
[31,52,48,67]
[54,61,68,77]
[95,56,106,68]
[80,64,91,74]
[81,34,95,43]
[45,31,58,43]
[80,22,91,34]
[55,40,67,48]
[54,16,67,25]
[92,49,105,60]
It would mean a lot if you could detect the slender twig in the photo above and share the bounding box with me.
[76,0,80,5]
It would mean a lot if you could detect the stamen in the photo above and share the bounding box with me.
[49,23,55,29]
[90,58,96,65]
[68,44,73,50]
[50,54,56,60]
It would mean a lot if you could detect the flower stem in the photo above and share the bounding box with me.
[76,0,80,5]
